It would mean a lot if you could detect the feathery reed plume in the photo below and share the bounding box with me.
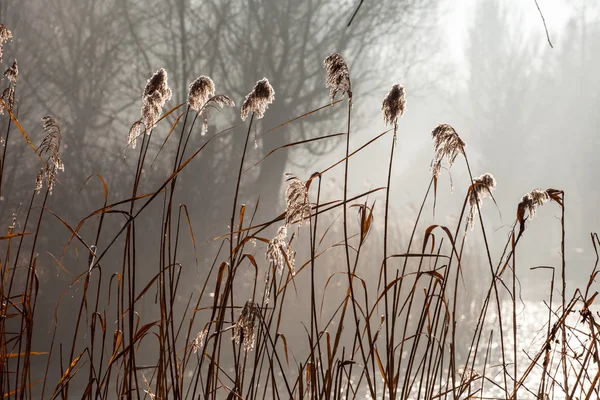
[382,84,406,127]
[3,59,17,84]
[188,76,215,112]
[187,76,235,135]
[323,53,352,101]
[191,329,207,354]
[266,225,295,276]
[516,189,551,234]
[233,300,261,352]
[430,124,466,181]
[128,68,172,148]
[467,173,496,230]
[35,116,64,194]
[382,84,406,148]
[0,25,12,65]
[0,60,17,116]
[284,173,311,226]
[241,78,274,121]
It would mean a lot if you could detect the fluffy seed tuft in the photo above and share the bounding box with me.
[0,25,12,65]
[36,116,65,195]
[128,68,172,148]
[266,225,295,276]
[517,189,551,233]
[382,84,406,127]
[430,124,466,182]
[233,301,261,352]
[241,78,274,121]
[323,53,352,101]
[0,60,17,115]
[187,76,215,112]
[284,173,311,226]
[467,173,496,230]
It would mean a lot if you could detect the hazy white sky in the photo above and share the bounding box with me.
[444,0,576,65]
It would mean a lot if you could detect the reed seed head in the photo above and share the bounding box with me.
[3,59,17,84]
[191,329,207,354]
[323,53,352,101]
[382,84,406,126]
[517,189,551,233]
[467,173,496,230]
[0,60,17,115]
[430,124,466,181]
[284,173,311,226]
[233,300,261,352]
[266,225,295,276]
[0,25,12,65]
[241,78,274,121]
[188,75,235,135]
[36,116,65,195]
[140,68,171,132]
[187,76,215,112]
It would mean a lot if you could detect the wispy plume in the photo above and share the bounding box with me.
[284,173,311,226]
[0,25,12,65]
[241,78,274,121]
[382,84,406,127]
[233,300,261,352]
[323,53,352,101]
[188,76,215,112]
[266,225,295,277]
[191,328,208,354]
[35,116,65,195]
[187,76,234,135]
[516,189,556,234]
[382,84,406,144]
[1,59,17,116]
[430,124,466,182]
[128,68,172,148]
[467,173,496,230]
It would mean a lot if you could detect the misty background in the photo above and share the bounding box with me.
[1,0,599,374]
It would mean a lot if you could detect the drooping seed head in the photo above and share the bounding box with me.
[323,53,352,101]
[467,173,496,230]
[382,84,406,127]
[266,225,295,276]
[430,124,466,181]
[233,300,261,352]
[517,189,551,234]
[241,78,275,121]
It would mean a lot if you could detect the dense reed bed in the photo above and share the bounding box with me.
[1,24,599,399]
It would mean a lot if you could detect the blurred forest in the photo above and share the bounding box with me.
[1,0,599,364]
